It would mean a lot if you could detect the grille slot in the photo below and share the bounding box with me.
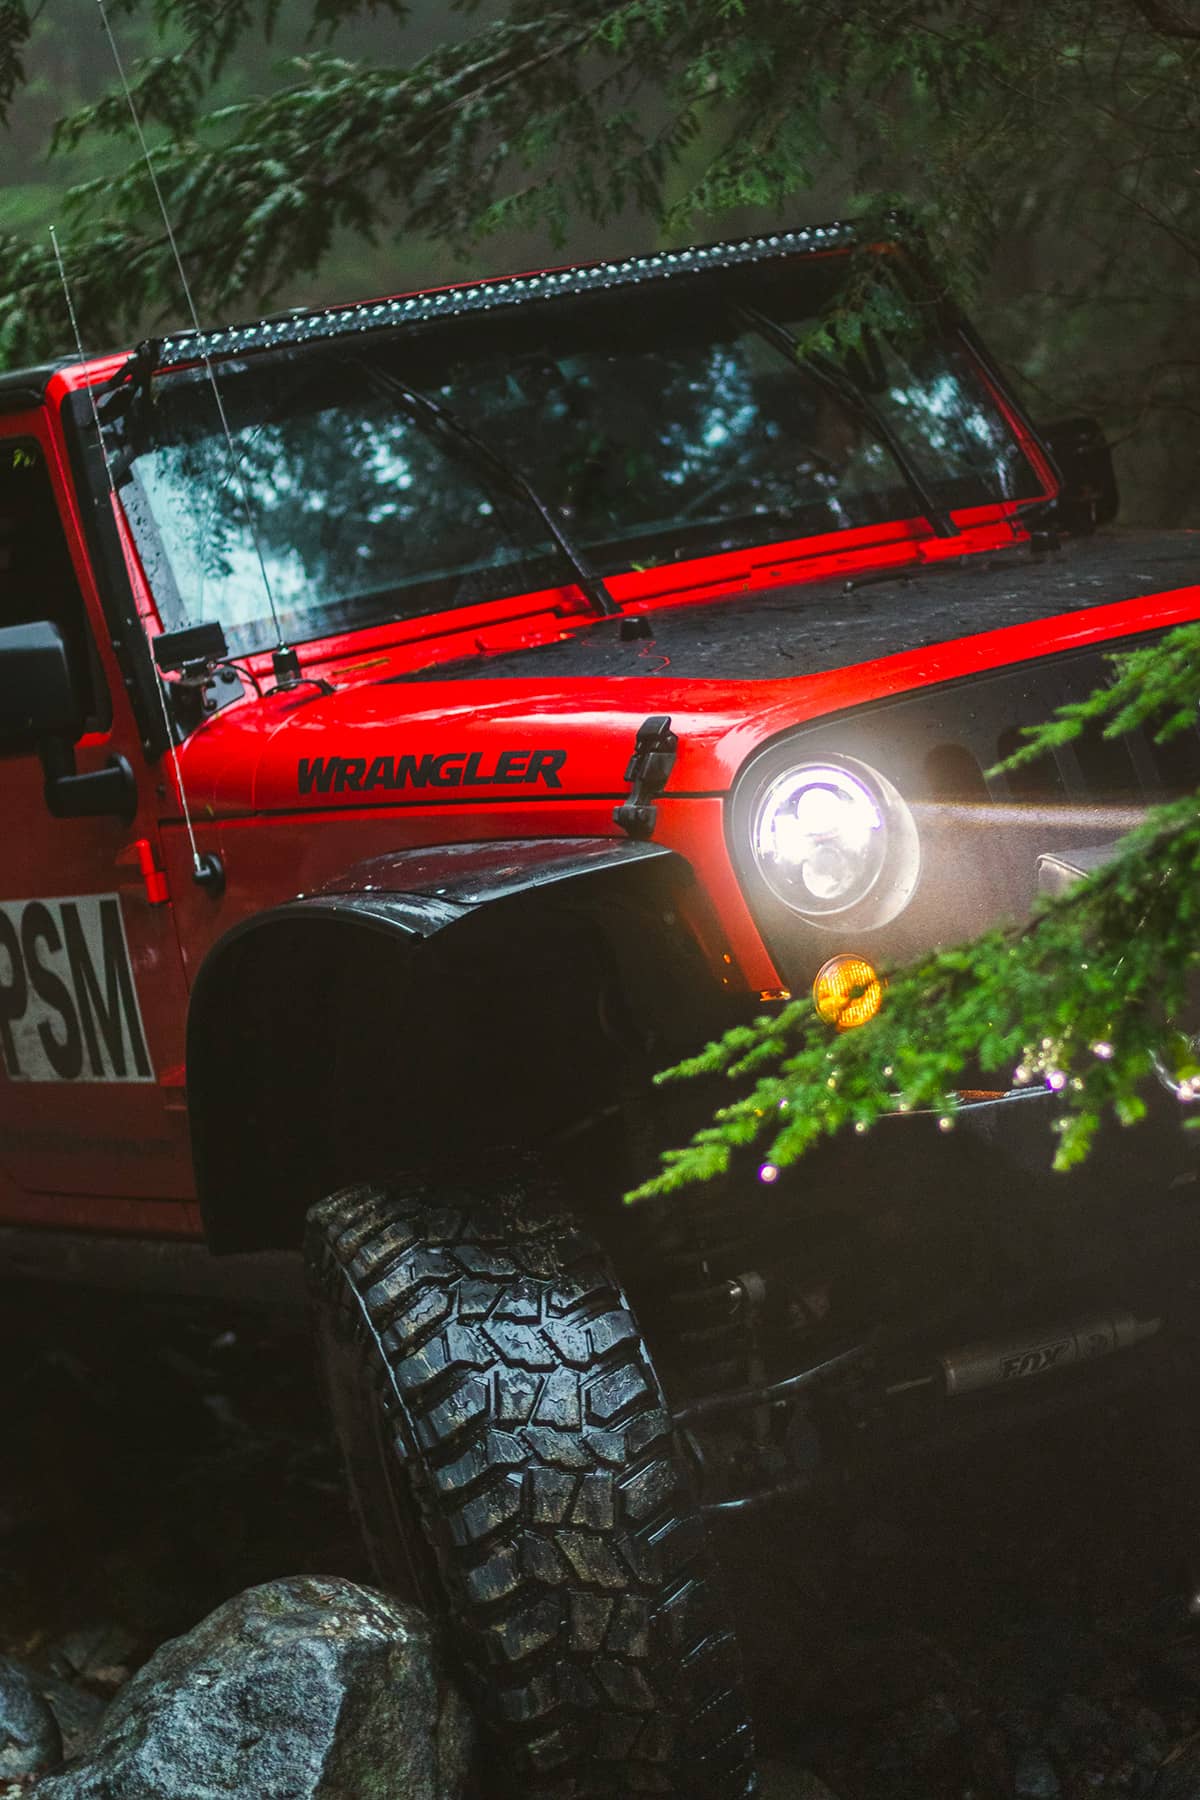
[1066,719,1140,802]
[994,727,1066,803]
[990,708,1198,808]
[1134,722,1200,797]
[924,744,990,803]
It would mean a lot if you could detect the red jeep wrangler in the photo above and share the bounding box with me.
[1,222,1196,1799]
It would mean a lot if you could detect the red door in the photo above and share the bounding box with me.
[0,413,197,1233]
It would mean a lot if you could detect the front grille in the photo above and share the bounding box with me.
[730,637,1200,990]
[891,638,1200,810]
[991,707,1200,809]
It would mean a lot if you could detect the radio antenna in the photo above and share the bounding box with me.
[48,223,223,891]
[95,0,297,688]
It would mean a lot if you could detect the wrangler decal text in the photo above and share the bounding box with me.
[298,749,568,795]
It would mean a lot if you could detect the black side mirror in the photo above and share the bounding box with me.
[0,620,83,741]
[0,620,136,821]
[1038,417,1119,534]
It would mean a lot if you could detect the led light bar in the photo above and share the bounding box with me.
[153,222,860,372]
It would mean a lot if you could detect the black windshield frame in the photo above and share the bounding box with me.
[115,254,1048,659]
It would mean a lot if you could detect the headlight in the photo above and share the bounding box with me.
[750,754,920,927]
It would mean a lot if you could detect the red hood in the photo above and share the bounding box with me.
[177,569,1200,818]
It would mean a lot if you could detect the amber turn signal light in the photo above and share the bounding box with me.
[812,953,884,1030]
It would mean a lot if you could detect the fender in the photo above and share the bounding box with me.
[187,837,683,1251]
[311,834,678,914]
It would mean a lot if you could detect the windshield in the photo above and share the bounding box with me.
[121,259,1041,657]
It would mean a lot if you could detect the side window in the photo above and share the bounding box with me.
[0,438,103,728]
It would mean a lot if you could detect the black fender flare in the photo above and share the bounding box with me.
[186,837,687,1250]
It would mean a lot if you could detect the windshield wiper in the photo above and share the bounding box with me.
[735,304,961,540]
[355,358,621,617]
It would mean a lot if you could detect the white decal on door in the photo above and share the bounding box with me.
[0,894,154,1082]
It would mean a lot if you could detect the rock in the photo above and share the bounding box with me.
[30,1672,106,1761]
[0,1655,62,1780]
[36,1576,473,1800]
[0,1662,104,1764]
[48,1621,138,1688]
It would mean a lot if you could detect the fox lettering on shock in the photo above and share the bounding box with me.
[1000,1340,1073,1380]
[297,749,568,796]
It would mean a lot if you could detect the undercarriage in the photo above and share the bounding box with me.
[627,1081,1200,1519]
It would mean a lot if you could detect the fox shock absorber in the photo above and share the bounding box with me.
[887,1311,1162,1401]
[940,1311,1161,1395]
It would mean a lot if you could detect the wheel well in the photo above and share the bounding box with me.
[188,874,714,1253]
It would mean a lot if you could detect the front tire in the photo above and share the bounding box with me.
[305,1171,756,1798]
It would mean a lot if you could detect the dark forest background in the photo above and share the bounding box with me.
[1,0,1197,527]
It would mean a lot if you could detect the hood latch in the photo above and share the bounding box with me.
[615,714,678,840]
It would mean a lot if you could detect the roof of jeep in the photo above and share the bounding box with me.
[0,360,71,414]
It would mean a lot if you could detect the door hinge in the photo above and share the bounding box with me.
[117,836,170,906]
[614,714,678,841]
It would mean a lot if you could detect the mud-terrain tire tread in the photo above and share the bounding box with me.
[305,1174,755,1799]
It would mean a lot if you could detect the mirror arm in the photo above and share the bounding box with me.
[37,736,138,824]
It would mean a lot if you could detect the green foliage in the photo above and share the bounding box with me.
[628,619,1200,1201]
[1,0,1198,513]
[0,1,30,126]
